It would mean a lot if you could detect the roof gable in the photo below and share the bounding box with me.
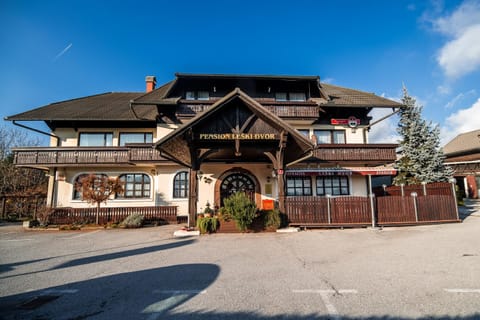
[444,129,480,155]
[320,83,402,108]
[5,92,157,123]
[156,88,314,167]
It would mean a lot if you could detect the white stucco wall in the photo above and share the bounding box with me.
[351,175,368,196]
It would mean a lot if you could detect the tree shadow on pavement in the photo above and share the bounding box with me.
[458,199,479,220]
[0,238,195,279]
[0,262,478,320]
[0,263,220,320]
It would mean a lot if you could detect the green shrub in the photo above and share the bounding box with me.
[217,206,232,221]
[223,192,257,232]
[264,209,281,230]
[204,202,214,214]
[196,216,218,234]
[121,214,144,228]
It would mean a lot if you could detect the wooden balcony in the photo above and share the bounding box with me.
[312,144,397,164]
[177,102,319,120]
[263,104,319,118]
[12,144,166,168]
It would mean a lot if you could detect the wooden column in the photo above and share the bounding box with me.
[184,128,198,228]
[277,132,287,213]
[265,131,287,213]
[277,170,286,213]
[188,167,198,228]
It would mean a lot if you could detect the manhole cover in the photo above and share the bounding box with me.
[20,295,59,309]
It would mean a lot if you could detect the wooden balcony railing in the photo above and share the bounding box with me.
[177,103,319,119]
[313,144,397,162]
[263,105,319,118]
[12,145,166,167]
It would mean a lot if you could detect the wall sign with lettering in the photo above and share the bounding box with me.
[330,116,360,128]
[198,133,277,140]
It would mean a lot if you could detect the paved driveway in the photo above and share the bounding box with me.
[0,205,479,319]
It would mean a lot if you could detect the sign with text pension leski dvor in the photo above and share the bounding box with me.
[198,133,277,140]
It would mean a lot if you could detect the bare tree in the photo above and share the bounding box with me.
[0,125,42,160]
[0,125,47,201]
[75,174,124,224]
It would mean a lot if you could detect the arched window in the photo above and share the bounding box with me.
[72,173,108,200]
[173,171,189,198]
[118,174,151,198]
[220,173,255,205]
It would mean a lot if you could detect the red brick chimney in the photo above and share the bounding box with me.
[145,76,156,92]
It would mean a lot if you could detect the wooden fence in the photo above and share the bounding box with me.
[286,196,372,226]
[49,206,178,225]
[287,182,459,227]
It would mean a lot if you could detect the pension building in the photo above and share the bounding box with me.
[6,73,401,226]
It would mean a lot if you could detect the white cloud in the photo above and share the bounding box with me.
[437,84,451,95]
[444,89,476,109]
[437,25,480,78]
[433,1,480,79]
[433,0,480,36]
[368,108,400,144]
[441,97,480,144]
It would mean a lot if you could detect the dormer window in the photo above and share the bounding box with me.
[275,92,306,102]
[275,92,287,101]
[289,92,306,101]
[186,91,210,100]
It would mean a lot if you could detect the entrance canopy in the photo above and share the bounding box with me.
[155,88,314,168]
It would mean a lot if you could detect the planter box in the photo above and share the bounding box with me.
[217,219,239,233]
[216,216,268,233]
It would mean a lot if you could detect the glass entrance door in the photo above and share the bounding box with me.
[220,173,256,205]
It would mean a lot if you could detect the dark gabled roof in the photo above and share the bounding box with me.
[5,92,157,122]
[174,73,320,81]
[131,80,176,104]
[133,74,401,108]
[320,83,402,108]
[132,73,325,105]
[5,74,403,125]
[444,129,480,156]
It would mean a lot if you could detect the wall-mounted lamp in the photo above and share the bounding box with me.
[204,177,213,184]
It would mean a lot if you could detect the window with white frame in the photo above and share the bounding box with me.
[185,91,209,100]
[313,130,346,144]
[316,175,349,196]
[119,132,153,146]
[78,132,113,146]
[286,176,312,196]
[72,173,108,200]
[298,129,310,138]
[275,92,306,102]
[118,174,151,198]
[173,171,189,198]
[289,92,306,101]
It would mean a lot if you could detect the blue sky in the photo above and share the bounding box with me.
[1,0,479,146]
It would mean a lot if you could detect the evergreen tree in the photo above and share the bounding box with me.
[393,86,453,185]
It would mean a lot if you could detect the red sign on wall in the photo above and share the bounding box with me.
[331,116,360,128]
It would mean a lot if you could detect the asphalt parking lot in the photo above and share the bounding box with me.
[0,203,479,320]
